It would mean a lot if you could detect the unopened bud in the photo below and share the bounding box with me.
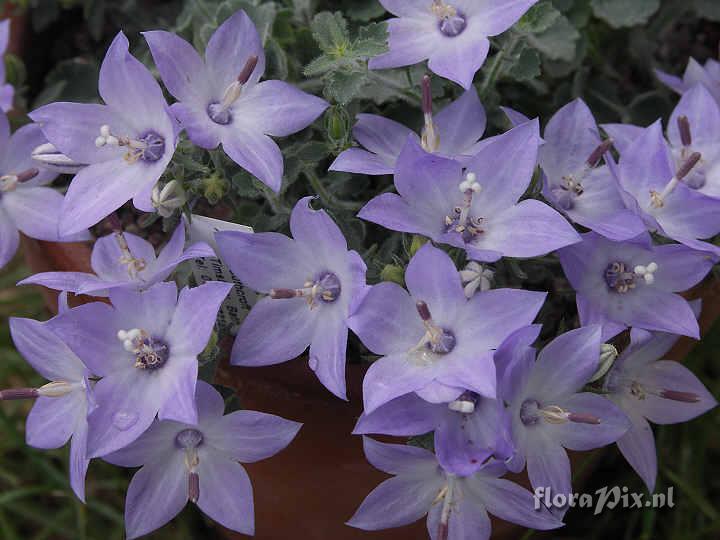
[152,180,186,218]
[589,343,618,382]
[202,173,228,205]
[380,264,405,286]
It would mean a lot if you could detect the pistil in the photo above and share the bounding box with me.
[175,429,203,504]
[208,56,259,125]
[431,1,466,37]
[650,152,702,208]
[445,173,484,241]
[0,167,40,193]
[118,329,170,370]
[420,75,439,153]
[95,125,165,164]
[414,301,456,355]
[270,272,341,308]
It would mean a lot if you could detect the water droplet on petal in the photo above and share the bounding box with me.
[308,356,319,371]
[113,411,138,431]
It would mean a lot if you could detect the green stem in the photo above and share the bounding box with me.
[303,169,363,212]
[479,34,520,99]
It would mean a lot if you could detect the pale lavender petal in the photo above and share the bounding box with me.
[357,192,439,237]
[69,421,90,502]
[18,271,109,295]
[329,148,395,175]
[157,359,198,425]
[0,84,12,112]
[124,453,187,540]
[435,88,486,155]
[353,393,440,435]
[369,17,438,70]
[526,438,572,504]
[91,232,156,281]
[616,410,657,492]
[231,297,318,366]
[378,0,428,17]
[437,350,496,399]
[204,410,301,463]
[205,10,265,89]
[109,281,178,339]
[427,489,491,540]
[4,123,58,186]
[289,197,348,268]
[654,68,685,94]
[222,127,283,192]
[170,102,221,149]
[26,394,82,449]
[308,311,349,399]
[363,353,438,414]
[600,123,646,156]
[196,452,254,536]
[0,207,19,268]
[500,105,531,128]
[415,381,463,403]
[650,243,714,291]
[494,324,541,401]
[103,420,180,468]
[549,392,629,450]
[658,186,720,241]
[470,0,541,35]
[353,114,414,164]
[667,84,720,147]
[428,35,490,90]
[626,288,699,339]
[362,437,439,475]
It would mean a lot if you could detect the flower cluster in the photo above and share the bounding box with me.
[1,3,718,540]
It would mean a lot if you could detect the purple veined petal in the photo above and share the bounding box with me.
[99,33,170,131]
[615,407,657,492]
[362,437,439,475]
[69,419,90,502]
[525,325,602,399]
[0,107,8,154]
[221,126,283,192]
[85,369,163,457]
[9,317,86,381]
[619,328,680,372]
[362,352,440,415]
[631,361,717,425]
[465,0,540,35]
[548,392,630,451]
[667,83,720,148]
[436,350,496,399]
[415,381,464,403]
[656,184,720,241]
[427,34,490,90]
[468,475,564,531]
[494,324,541,403]
[683,58,720,102]
[600,122,646,156]
[109,281,179,339]
[500,105,532,129]
[165,281,232,357]
[540,98,601,182]
[378,0,429,17]
[458,288,546,351]
[26,393,84,449]
[654,68,685,94]
[623,287,700,339]
[157,358,198,425]
[0,83,12,112]
[196,450,255,536]
[215,230,313,293]
[426,485,492,540]
[59,157,164,235]
[230,296,319,366]
[194,380,225,421]
[435,87,486,155]
[580,209,648,242]
[369,17,438,71]
[473,199,581,258]
[91,232,157,282]
[308,309,349,399]
[124,452,187,540]
[405,243,466,324]
[171,101,222,149]
[348,249,370,315]
[233,80,328,137]
[358,192,441,238]
[205,10,265,91]
[289,197,348,269]
[142,30,212,104]
[576,292,626,341]
[4,123,58,186]
[466,120,541,216]
[329,147,395,175]
[29,102,131,164]
[103,419,180,468]
[18,271,110,296]
[1,187,77,242]
[525,436,572,508]
[617,121,675,198]
[352,113,414,165]
[204,409,301,463]
[0,206,18,269]
[353,393,440,436]
[648,243,714,291]
[348,474,440,531]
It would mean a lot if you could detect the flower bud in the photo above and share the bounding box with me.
[152,180,187,217]
[202,173,228,205]
[325,106,350,146]
[589,343,618,382]
[380,264,405,286]
[409,235,428,257]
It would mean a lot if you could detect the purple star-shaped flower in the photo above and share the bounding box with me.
[348,437,562,540]
[539,98,646,241]
[104,381,301,539]
[29,32,178,235]
[655,57,720,105]
[558,232,715,340]
[47,280,232,457]
[603,325,717,492]
[8,317,94,501]
[0,20,14,111]
[19,222,213,297]
[370,0,539,89]
[359,122,580,262]
[330,81,487,175]
[215,197,367,400]
[0,112,89,269]
[144,10,328,192]
[502,325,630,511]
[348,243,546,414]
[606,119,720,255]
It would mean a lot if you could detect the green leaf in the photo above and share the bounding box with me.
[32,58,100,108]
[353,22,388,57]
[325,70,367,104]
[695,0,720,21]
[508,47,541,81]
[347,0,386,21]
[590,0,660,28]
[311,11,350,53]
[304,54,340,77]
[517,0,561,34]
[525,14,579,62]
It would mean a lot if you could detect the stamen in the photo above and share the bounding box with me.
[118,329,169,370]
[0,168,40,192]
[207,56,260,125]
[659,389,700,403]
[650,152,702,208]
[435,475,456,540]
[677,116,692,147]
[413,301,456,355]
[586,139,614,168]
[420,75,439,153]
[270,272,341,307]
[432,1,466,37]
[94,125,165,164]
[114,230,147,279]
[567,412,601,425]
[237,55,259,86]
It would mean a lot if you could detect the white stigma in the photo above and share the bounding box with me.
[459,172,481,193]
[633,262,658,285]
[448,399,475,414]
[118,328,144,353]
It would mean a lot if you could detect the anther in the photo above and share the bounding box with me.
[677,116,692,147]
[270,288,300,299]
[0,168,40,192]
[676,152,702,180]
[586,139,614,168]
[420,75,440,152]
[416,300,432,322]
[237,55,259,86]
[567,412,601,425]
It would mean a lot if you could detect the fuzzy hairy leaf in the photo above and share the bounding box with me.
[590,0,660,28]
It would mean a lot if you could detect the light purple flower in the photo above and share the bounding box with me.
[9,317,94,501]
[215,197,367,400]
[19,222,214,297]
[607,119,720,255]
[359,122,581,262]
[29,32,178,235]
[502,326,630,510]
[47,280,232,457]
[539,98,646,241]
[105,381,301,539]
[348,243,546,414]
[558,232,714,340]
[348,437,562,540]
[370,0,539,89]
[144,10,328,192]
[603,326,717,492]
[330,83,487,175]
[0,112,89,269]
[655,57,720,105]
[0,19,14,111]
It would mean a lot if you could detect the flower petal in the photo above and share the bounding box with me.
[222,127,283,192]
[435,87,486,155]
[428,35,490,90]
[615,409,657,492]
[0,206,18,269]
[308,310,349,399]
[353,393,440,436]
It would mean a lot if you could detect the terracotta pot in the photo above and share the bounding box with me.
[20,237,720,540]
